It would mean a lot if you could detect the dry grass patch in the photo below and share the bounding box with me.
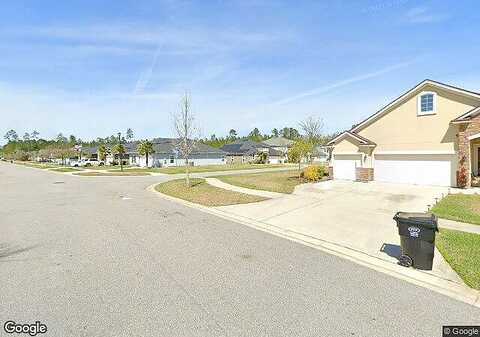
[74,171,150,176]
[155,178,268,206]
[49,167,83,173]
[123,163,289,174]
[215,170,312,194]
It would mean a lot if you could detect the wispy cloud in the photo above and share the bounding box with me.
[404,7,448,24]
[5,23,292,55]
[271,60,416,105]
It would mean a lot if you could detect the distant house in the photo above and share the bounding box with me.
[262,137,294,154]
[311,146,330,163]
[82,146,99,160]
[128,138,226,168]
[221,140,261,164]
[262,137,294,163]
[221,139,285,164]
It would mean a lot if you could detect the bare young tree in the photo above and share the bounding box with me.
[299,116,324,144]
[173,92,198,187]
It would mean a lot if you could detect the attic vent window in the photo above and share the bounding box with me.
[418,92,436,116]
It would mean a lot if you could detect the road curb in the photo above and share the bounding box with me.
[147,182,480,309]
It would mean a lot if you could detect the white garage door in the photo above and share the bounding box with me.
[333,154,361,181]
[374,154,457,187]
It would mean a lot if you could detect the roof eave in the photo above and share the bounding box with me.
[350,80,480,133]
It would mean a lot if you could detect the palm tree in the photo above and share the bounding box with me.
[112,143,126,171]
[137,140,155,167]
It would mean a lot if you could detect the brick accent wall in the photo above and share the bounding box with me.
[328,166,333,180]
[457,116,480,188]
[356,167,374,182]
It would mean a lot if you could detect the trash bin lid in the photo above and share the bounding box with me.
[393,212,438,229]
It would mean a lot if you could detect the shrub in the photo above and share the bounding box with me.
[255,152,268,164]
[317,165,327,177]
[303,165,320,181]
[302,165,328,181]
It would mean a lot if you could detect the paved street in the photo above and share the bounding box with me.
[1,162,479,337]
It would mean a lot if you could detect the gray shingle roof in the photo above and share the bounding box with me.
[220,140,265,155]
[262,137,294,147]
[126,138,226,155]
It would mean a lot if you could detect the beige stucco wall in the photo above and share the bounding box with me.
[332,138,373,168]
[357,85,479,152]
[332,137,361,153]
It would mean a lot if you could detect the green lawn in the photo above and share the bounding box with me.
[117,163,290,175]
[49,167,83,173]
[214,170,314,194]
[15,161,63,169]
[74,171,150,176]
[436,229,480,289]
[155,178,268,206]
[432,194,480,225]
[90,165,133,170]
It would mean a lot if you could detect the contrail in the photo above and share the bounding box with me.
[133,45,161,95]
[272,60,416,105]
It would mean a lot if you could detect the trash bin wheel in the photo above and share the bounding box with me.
[399,254,413,267]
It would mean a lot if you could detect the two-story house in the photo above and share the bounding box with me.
[327,79,480,188]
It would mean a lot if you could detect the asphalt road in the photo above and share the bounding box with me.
[1,162,478,337]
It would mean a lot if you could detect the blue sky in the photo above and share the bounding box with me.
[1,0,479,143]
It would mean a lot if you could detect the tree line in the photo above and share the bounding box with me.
[201,125,338,148]
[0,128,135,161]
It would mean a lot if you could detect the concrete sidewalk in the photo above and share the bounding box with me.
[439,218,480,234]
[205,177,284,199]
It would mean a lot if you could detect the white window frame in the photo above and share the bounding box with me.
[417,91,437,116]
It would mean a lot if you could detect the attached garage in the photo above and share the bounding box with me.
[374,154,457,187]
[333,154,362,181]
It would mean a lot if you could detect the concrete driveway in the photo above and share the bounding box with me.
[216,180,459,281]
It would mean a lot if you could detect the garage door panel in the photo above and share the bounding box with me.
[374,154,456,187]
[333,154,361,181]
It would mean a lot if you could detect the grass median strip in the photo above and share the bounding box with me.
[436,229,480,289]
[74,171,150,176]
[432,194,480,225]
[155,178,268,206]
[15,161,63,169]
[49,167,83,173]
[214,170,308,194]
[117,163,289,174]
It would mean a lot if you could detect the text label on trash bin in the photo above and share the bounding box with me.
[407,226,420,238]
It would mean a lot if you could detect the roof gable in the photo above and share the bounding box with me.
[262,137,294,147]
[351,79,480,133]
[327,131,375,146]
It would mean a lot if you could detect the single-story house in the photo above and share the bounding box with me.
[221,140,283,164]
[327,79,480,188]
[265,147,285,164]
[129,138,226,168]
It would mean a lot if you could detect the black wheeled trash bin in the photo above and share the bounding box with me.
[393,212,438,270]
